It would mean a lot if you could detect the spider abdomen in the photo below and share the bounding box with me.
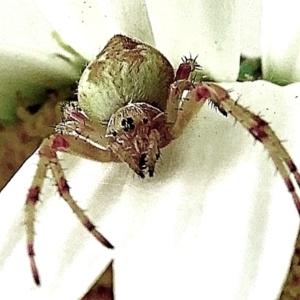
[78,35,174,123]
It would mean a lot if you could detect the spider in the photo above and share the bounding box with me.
[25,34,300,285]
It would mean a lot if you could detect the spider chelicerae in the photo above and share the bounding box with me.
[25,34,300,285]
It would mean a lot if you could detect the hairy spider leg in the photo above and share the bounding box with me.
[166,57,199,124]
[170,79,300,213]
[169,59,300,212]
[25,134,114,285]
[166,80,195,125]
[58,101,109,148]
[200,82,300,212]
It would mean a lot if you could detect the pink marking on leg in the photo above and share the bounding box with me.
[52,135,70,151]
[57,178,70,195]
[175,63,192,81]
[285,178,295,193]
[28,243,40,285]
[292,166,300,187]
[286,159,297,173]
[249,117,269,142]
[83,216,114,249]
[252,115,268,127]
[84,219,95,232]
[195,85,211,101]
[293,194,300,214]
[26,187,40,205]
[205,83,230,101]
[70,111,88,123]
[284,175,300,214]
[249,126,268,142]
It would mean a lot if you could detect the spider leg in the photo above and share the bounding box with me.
[166,56,201,124]
[25,156,48,285]
[168,85,206,138]
[166,80,195,124]
[173,81,300,212]
[59,100,108,148]
[25,134,117,285]
[202,83,300,212]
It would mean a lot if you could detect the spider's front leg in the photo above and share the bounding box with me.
[196,82,300,212]
[166,57,207,138]
[168,59,300,212]
[25,112,118,284]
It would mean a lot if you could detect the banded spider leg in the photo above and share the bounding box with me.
[171,58,300,213]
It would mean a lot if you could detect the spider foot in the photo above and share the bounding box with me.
[176,54,201,81]
[28,243,40,285]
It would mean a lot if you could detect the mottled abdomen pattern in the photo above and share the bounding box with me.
[78,35,175,123]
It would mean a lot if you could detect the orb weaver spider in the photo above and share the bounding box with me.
[25,34,300,285]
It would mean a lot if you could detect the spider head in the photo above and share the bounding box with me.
[106,102,169,178]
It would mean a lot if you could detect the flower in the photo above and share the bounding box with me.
[0,0,300,299]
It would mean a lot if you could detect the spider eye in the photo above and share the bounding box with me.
[143,118,148,124]
[121,117,135,131]
[112,131,117,136]
[127,117,134,124]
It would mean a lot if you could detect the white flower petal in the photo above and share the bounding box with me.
[34,0,242,80]
[33,0,113,59]
[33,0,154,59]
[0,0,79,55]
[262,0,300,84]
[0,81,299,299]
[146,0,242,80]
[240,0,262,57]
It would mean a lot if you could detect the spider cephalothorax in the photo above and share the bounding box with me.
[25,34,300,285]
[106,102,172,177]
